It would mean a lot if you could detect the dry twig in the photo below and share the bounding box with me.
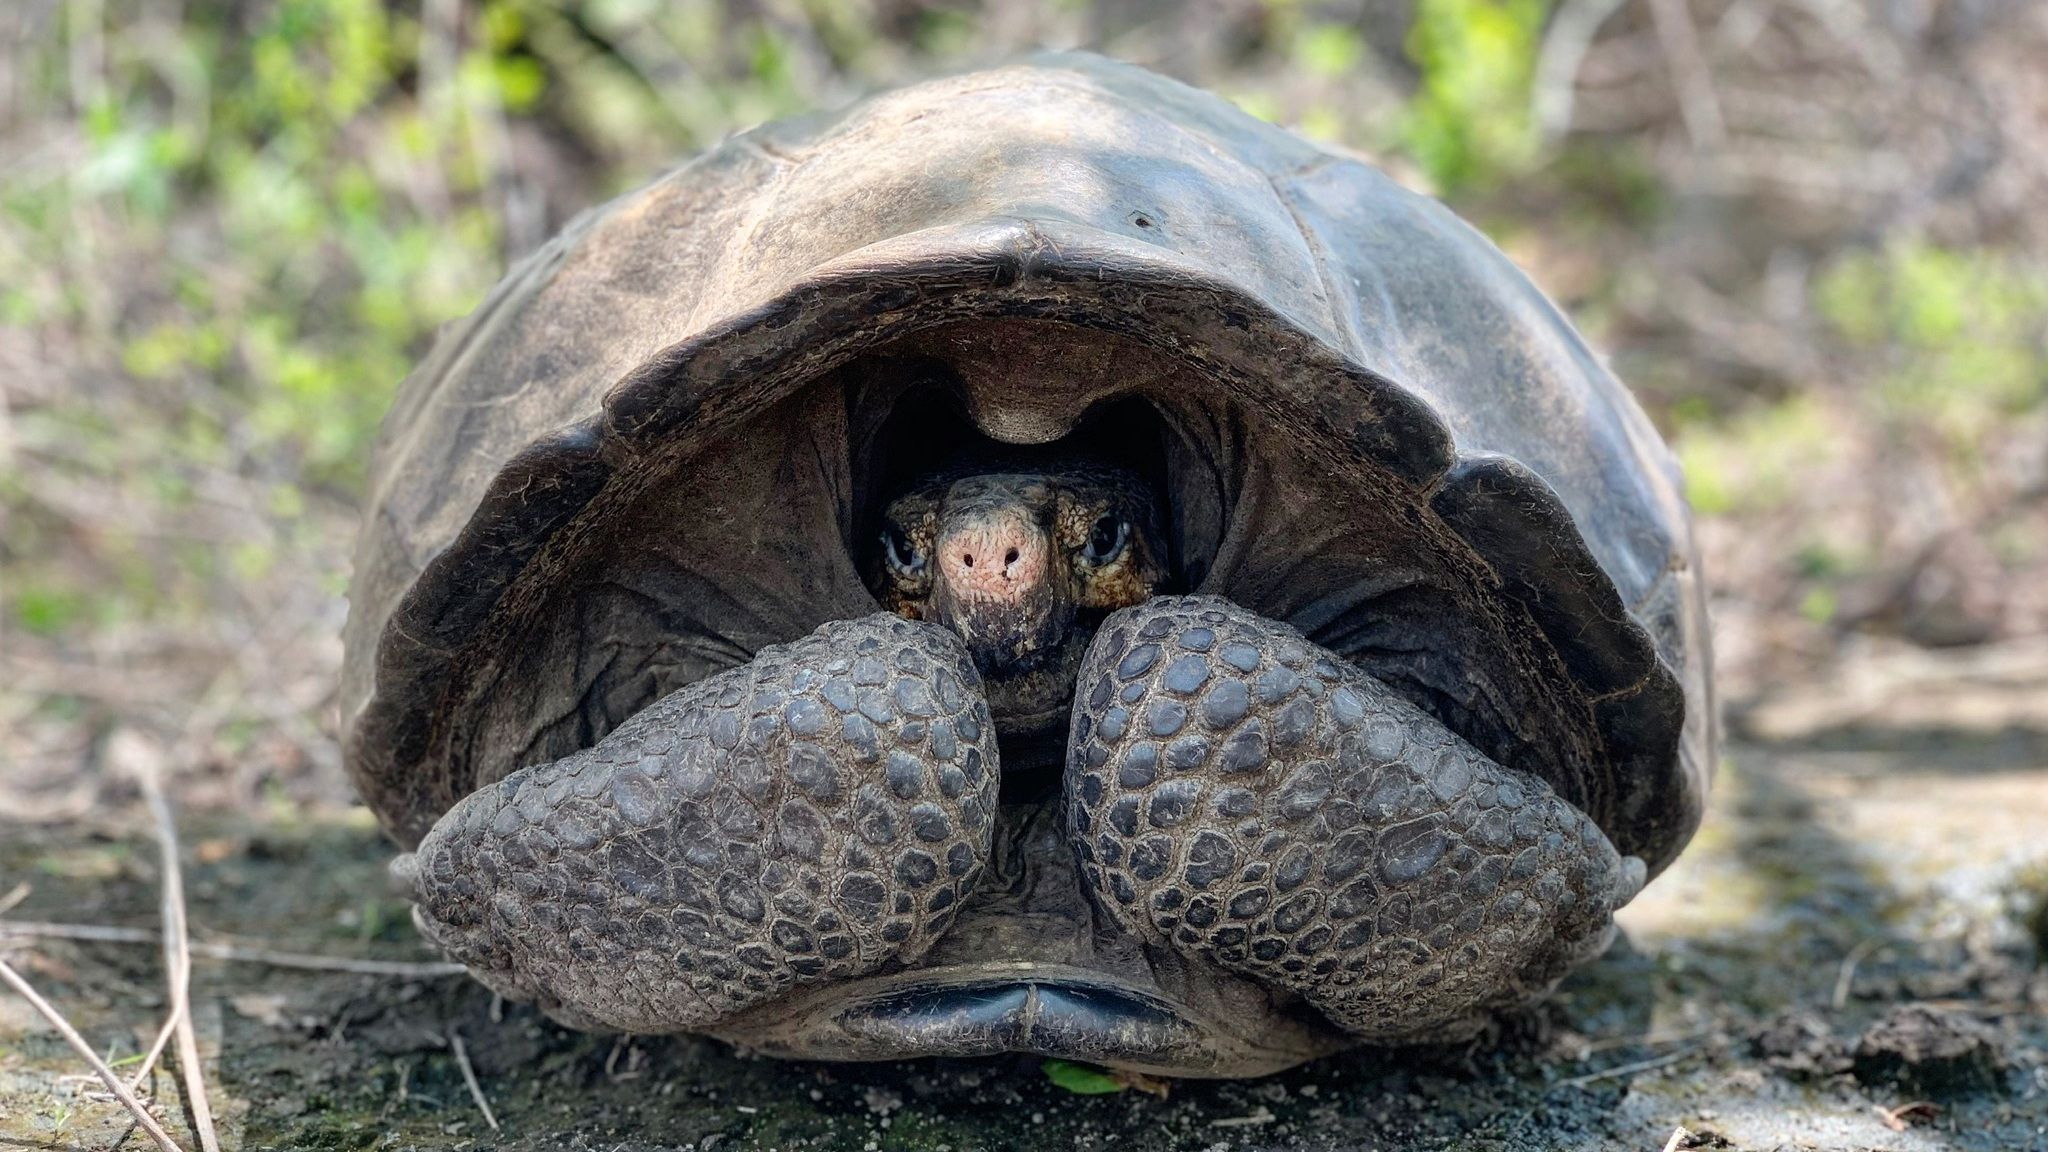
[1534,0,1636,143]
[132,754,221,1152]
[1833,938,1881,1010]
[603,1036,646,1082]
[1582,1026,1715,1055]
[0,881,30,916]
[1648,0,1728,149]
[1556,1047,1699,1088]
[1875,1100,1937,1132]
[0,919,467,977]
[0,957,189,1152]
[448,1028,501,1132]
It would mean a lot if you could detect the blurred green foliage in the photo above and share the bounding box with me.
[1815,242,2048,447]
[1677,394,1839,519]
[12,1,503,492]
[1402,0,1545,192]
[4,0,2042,663]
[1,0,894,643]
[1669,240,2048,625]
[1,0,1558,540]
[1680,243,2048,518]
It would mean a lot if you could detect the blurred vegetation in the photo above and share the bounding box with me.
[1815,243,2048,449]
[1402,0,1545,191]
[2,0,2045,792]
[2,0,1564,650]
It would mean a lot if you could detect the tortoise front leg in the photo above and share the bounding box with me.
[397,614,999,1034]
[1064,596,1645,1044]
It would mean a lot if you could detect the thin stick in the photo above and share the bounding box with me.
[0,957,189,1152]
[130,1011,179,1095]
[0,881,30,916]
[170,991,218,1151]
[1832,939,1880,1010]
[447,1029,500,1132]
[1661,1126,1691,1152]
[126,963,185,1092]
[133,764,219,1152]
[1581,1026,1714,1055]
[103,736,182,1093]
[0,920,466,977]
[1647,0,1727,149]
[1555,1047,1697,1089]
[1532,0,1634,144]
[1875,1100,1937,1132]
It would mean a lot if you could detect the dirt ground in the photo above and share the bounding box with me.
[4,8,2048,1150]
[3,717,2044,1152]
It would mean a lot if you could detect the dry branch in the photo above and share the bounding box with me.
[448,1029,501,1132]
[1833,939,1882,1010]
[1648,0,1728,149]
[0,957,189,1152]
[132,753,221,1152]
[0,919,467,976]
[1534,0,1635,143]
[1555,1047,1700,1088]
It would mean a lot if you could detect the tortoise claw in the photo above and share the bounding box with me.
[1616,854,1650,907]
[386,851,420,899]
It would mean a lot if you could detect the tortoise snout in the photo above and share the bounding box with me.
[937,516,1048,605]
[928,508,1072,681]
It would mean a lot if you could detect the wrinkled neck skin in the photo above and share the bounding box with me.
[869,459,1168,743]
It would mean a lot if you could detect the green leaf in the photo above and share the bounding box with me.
[1042,1059,1126,1095]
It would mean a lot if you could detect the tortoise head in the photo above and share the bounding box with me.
[867,461,1169,735]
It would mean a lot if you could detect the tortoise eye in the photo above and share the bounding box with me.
[881,523,926,579]
[1081,516,1130,565]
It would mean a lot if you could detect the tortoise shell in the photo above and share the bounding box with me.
[342,54,1713,886]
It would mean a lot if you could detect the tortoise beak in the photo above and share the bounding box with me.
[926,508,1072,678]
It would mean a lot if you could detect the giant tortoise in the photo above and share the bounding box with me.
[343,54,1714,1078]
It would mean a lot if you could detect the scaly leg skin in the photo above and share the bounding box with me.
[1065,596,1647,1044]
[397,614,1000,1034]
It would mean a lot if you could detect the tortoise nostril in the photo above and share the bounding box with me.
[941,525,1041,589]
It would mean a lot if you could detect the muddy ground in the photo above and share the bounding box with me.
[2,730,2045,1152]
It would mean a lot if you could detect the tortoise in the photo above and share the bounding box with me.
[342,53,1714,1078]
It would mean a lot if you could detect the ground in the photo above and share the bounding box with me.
[5,5,2048,1152]
[3,721,2044,1152]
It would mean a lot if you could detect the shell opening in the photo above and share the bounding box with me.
[855,373,1187,588]
[433,320,1625,868]
[848,359,1202,795]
